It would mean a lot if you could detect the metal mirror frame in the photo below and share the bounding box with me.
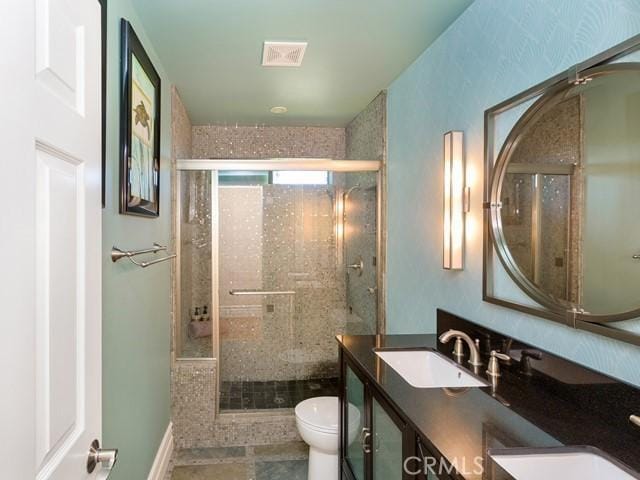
[483,34,640,347]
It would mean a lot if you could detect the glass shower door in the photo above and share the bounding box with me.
[217,171,345,411]
[342,172,378,335]
[178,170,214,358]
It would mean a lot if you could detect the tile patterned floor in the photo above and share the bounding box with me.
[219,377,339,411]
[166,442,309,480]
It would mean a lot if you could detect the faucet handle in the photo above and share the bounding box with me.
[493,351,510,360]
[521,349,542,361]
[519,349,543,376]
[487,350,511,378]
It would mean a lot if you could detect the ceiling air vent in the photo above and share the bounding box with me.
[262,41,308,67]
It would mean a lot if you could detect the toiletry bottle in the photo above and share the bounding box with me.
[201,305,209,322]
[191,307,201,322]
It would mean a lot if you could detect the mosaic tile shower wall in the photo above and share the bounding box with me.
[172,359,301,449]
[178,126,349,359]
[218,184,347,382]
[192,125,345,160]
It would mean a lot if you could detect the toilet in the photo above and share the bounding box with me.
[295,396,360,480]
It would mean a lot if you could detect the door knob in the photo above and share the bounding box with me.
[87,439,118,474]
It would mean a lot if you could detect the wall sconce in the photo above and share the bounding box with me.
[443,131,470,270]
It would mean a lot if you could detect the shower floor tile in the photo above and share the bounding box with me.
[219,377,339,411]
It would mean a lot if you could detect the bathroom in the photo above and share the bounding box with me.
[2,1,640,480]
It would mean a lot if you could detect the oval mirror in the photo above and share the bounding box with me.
[490,64,640,320]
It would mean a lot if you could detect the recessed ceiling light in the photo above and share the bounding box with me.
[270,106,288,114]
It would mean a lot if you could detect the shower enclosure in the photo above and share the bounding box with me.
[176,159,382,412]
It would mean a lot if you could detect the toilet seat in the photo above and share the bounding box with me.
[295,397,339,433]
[295,396,360,433]
[296,416,337,434]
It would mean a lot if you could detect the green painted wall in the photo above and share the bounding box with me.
[102,1,173,478]
[582,74,640,314]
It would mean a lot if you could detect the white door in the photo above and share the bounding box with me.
[0,0,105,478]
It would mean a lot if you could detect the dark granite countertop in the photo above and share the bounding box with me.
[337,326,640,479]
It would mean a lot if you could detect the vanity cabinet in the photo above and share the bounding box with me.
[339,349,456,480]
[415,436,455,480]
[344,363,367,480]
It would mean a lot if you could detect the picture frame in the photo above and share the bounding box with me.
[120,18,161,217]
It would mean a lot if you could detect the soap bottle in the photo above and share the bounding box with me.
[191,307,201,322]
[201,305,209,322]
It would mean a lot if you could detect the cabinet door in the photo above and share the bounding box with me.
[345,364,367,480]
[372,394,407,479]
[416,437,455,480]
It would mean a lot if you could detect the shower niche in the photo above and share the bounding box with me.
[176,161,382,412]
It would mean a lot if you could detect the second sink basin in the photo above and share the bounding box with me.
[375,349,489,388]
[489,447,639,480]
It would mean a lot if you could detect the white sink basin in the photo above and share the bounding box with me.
[490,448,639,480]
[375,349,488,388]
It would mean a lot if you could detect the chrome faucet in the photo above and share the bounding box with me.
[439,329,483,367]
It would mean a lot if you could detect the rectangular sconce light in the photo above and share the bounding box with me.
[443,131,469,270]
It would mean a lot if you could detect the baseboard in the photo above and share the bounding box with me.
[147,422,173,480]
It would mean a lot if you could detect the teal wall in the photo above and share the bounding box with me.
[102,1,173,478]
[386,0,640,386]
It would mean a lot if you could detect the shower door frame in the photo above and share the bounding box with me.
[175,158,385,413]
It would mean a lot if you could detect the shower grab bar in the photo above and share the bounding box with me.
[111,243,176,268]
[229,289,296,296]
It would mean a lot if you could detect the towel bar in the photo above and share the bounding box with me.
[111,243,176,268]
[229,289,296,296]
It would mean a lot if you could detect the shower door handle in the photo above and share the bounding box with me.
[633,254,640,260]
[347,257,364,276]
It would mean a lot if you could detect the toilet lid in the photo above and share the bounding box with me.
[295,396,360,433]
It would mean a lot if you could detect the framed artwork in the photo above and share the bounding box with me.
[120,19,161,217]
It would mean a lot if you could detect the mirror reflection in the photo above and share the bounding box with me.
[497,68,640,316]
